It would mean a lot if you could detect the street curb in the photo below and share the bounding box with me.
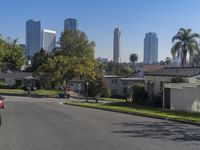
[0,93,59,98]
[64,103,200,127]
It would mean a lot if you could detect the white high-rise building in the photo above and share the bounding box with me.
[40,29,56,53]
[113,28,121,63]
[143,32,158,64]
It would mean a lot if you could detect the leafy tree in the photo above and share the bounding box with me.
[159,60,165,65]
[27,48,49,72]
[35,55,70,88]
[59,29,95,59]
[103,61,133,76]
[88,63,111,97]
[129,53,138,66]
[132,84,146,104]
[113,64,132,76]
[0,36,25,71]
[171,28,200,66]
[36,30,96,88]
[165,57,171,66]
[190,50,200,67]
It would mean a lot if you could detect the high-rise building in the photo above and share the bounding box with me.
[143,32,158,64]
[26,19,41,57]
[113,28,121,63]
[64,18,78,31]
[40,29,56,53]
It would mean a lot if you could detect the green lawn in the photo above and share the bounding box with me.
[33,89,63,97]
[100,97,125,102]
[0,89,63,97]
[0,89,27,95]
[65,101,200,124]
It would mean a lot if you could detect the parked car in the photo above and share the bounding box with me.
[0,96,5,109]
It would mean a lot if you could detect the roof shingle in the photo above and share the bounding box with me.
[144,67,200,77]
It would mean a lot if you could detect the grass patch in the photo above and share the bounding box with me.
[0,89,27,95]
[100,97,125,102]
[0,89,63,97]
[65,101,200,124]
[33,90,63,97]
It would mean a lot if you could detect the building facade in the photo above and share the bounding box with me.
[143,32,158,64]
[113,28,121,63]
[26,19,41,57]
[163,83,200,112]
[104,75,145,97]
[40,29,56,53]
[144,67,200,96]
[64,18,78,31]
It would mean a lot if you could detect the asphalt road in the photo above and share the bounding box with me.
[0,96,200,150]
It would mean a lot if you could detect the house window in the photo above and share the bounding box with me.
[16,80,22,87]
[112,79,118,84]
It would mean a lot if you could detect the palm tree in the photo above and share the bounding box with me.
[165,57,171,66]
[129,53,138,67]
[171,28,200,66]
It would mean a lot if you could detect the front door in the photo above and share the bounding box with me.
[164,88,170,109]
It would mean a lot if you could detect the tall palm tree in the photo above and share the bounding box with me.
[171,28,200,66]
[129,53,138,67]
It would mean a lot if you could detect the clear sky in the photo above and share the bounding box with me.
[1,0,200,62]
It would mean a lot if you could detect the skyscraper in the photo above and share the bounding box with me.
[64,18,78,31]
[143,32,158,64]
[40,29,56,53]
[113,28,121,63]
[26,19,41,57]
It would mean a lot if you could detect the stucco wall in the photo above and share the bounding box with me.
[145,75,191,95]
[105,77,123,96]
[145,76,174,95]
[165,84,200,112]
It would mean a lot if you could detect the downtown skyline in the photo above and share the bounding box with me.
[1,0,200,62]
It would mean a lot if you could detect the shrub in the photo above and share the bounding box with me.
[171,77,186,83]
[132,84,145,100]
[132,84,146,105]
[145,95,163,107]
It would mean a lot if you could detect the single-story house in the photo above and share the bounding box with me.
[104,75,145,97]
[144,67,200,96]
[0,71,36,88]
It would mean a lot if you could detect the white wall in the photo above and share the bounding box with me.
[145,75,192,95]
[145,76,174,95]
[165,83,200,112]
[106,77,123,96]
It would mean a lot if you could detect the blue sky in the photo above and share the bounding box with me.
[1,0,200,62]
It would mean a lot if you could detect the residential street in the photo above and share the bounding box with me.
[0,96,200,150]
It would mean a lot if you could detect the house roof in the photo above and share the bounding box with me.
[0,71,33,79]
[120,78,145,81]
[104,75,121,78]
[144,67,200,77]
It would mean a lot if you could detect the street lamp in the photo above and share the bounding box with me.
[86,82,89,102]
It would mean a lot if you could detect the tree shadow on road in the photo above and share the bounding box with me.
[113,121,200,142]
